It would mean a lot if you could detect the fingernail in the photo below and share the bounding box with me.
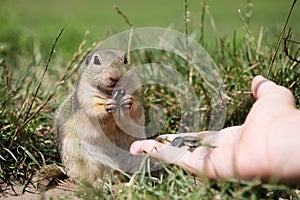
[252,75,269,98]
[130,141,143,155]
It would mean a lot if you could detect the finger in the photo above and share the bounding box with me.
[251,75,295,105]
[251,75,271,99]
[130,140,165,155]
[130,140,189,164]
[130,127,244,178]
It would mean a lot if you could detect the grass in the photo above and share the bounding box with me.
[1,0,300,199]
[1,0,300,55]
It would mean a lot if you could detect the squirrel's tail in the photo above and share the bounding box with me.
[32,164,67,191]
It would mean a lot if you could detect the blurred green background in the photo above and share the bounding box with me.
[0,0,299,55]
[1,1,300,198]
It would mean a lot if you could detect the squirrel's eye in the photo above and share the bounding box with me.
[124,56,128,64]
[93,56,101,65]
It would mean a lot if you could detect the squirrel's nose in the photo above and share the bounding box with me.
[107,77,119,88]
[109,67,122,82]
[109,77,119,83]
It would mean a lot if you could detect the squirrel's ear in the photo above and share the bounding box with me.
[85,53,93,66]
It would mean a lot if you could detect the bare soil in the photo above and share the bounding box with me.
[0,179,81,200]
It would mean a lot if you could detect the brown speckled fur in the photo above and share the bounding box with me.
[55,49,145,186]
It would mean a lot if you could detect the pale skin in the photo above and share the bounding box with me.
[130,75,300,185]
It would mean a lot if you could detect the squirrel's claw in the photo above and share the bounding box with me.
[119,95,133,109]
[104,99,117,113]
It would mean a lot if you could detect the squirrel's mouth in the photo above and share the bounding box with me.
[106,76,120,88]
[96,77,126,97]
[96,85,114,97]
[96,84,124,98]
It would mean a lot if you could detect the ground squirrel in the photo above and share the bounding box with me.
[55,49,146,187]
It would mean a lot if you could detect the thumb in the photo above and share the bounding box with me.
[251,75,295,106]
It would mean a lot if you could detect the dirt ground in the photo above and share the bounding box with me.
[0,180,81,200]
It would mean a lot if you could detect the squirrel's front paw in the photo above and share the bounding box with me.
[119,95,133,109]
[104,99,117,113]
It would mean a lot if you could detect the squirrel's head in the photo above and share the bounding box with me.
[83,49,130,93]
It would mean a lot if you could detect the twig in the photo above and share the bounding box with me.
[245,0,253,26]
[23,28,64,122]
[184,0,190,48]
[199,0,207,45]
[283,29,300,63]
[184,0,193,85]
[285,38,300,44]
[267,0,298,77]
[127,27,134,64]
[22,30,91,127]
[238,9,255,61]
[9,28,64,148]
[61,30,90,80]
[113,5,134,64]
[114,5,134,27]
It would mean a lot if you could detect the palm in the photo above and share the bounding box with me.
[130,76,300,184]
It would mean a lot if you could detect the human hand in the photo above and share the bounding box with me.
[130,75,300,184]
